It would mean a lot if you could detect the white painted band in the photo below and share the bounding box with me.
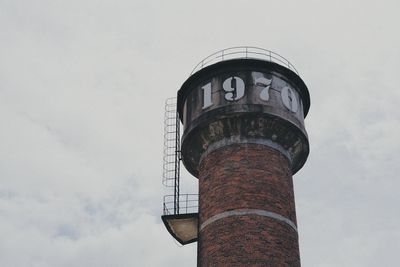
[200,209,297,232]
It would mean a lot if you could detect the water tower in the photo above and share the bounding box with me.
[162,47,310,266]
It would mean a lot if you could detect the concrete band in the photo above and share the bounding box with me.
[200,209,298,232]
[199,137,292,166]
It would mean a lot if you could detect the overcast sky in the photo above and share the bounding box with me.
[1,0,399,266]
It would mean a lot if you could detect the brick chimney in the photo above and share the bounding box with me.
[178,56,310,266]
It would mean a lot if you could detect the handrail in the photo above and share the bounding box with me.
[163,194,198,215]
[190,46,299,76]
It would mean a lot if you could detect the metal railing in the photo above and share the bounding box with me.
[190,46,299,76]
[163,194,198,215]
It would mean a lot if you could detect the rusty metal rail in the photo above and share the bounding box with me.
[163,194,198,215]
[190,46,299,75]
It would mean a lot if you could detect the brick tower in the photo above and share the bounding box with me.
[162,47,310,266]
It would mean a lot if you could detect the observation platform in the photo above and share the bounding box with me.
[161,194,198,245]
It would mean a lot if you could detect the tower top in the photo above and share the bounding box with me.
[178,58,310,119]
[176,47,310,177]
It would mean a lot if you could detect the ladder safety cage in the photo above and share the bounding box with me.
[163,97,181,214]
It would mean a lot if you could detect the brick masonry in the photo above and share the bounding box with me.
[198,143,300,266]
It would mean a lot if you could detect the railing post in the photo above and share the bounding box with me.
[245,47,248,58]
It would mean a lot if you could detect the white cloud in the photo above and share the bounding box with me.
[0,0,399,266]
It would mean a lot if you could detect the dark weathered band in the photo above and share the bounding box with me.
[199,136,292,165]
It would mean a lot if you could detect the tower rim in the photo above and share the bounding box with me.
[177,58,310,120]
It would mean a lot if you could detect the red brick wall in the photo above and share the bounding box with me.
[198,143,300,266]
